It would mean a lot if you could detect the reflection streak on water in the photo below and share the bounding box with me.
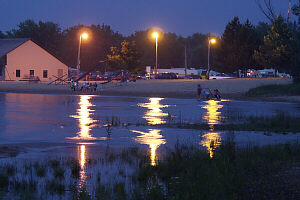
[69,95,97,140]
[69,95,97,190]
[78,145,87,188]
[201,100,224,158]
[131,129,166,166]
[138,98,169,125]
[134,98,168,165]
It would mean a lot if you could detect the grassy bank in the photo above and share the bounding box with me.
[1,141,300,199]
[246,83,300,97]
[134,112,300,133]
[137,141,300,200]
[177,113,300,133]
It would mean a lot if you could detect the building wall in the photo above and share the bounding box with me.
[5,40,68,82]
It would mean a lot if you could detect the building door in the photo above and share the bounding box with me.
[57,69,63,78]
[30,70,34,77]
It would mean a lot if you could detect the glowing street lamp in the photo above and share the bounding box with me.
[77,32,88,73]
[152,32,159,78]
[207,37,216,80]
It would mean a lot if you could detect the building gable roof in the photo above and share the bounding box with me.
[0,38,30,58]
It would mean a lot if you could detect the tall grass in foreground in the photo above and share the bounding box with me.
[1,142,300,199]
[137,141,300,200]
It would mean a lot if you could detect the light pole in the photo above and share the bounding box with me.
[207,37,216,80]
[77,33,88,75]
[152,32,159,79]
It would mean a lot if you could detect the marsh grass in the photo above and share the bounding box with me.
[53,167,64,179]
[246,83,300,96]
[1,142,300,199]
[45,179,65,195]
[157,112,300,133]
[0,173,8,190]
[34,162,46,177]
[136,141,300,199]
[70,159,80,179]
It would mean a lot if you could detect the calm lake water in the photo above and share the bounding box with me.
[0,92,300,160]
[1,93,300,199]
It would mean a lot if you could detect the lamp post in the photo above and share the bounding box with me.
[77,33,88,74]
[152,32,159,79]
[207,37,216,80]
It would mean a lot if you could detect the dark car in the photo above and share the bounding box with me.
[157,73,178,79]
[186,75,202,79]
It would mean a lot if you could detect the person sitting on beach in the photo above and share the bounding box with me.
[81,80,86,91]
[75,81,78,91]
[213,89,221,100]
[201,88,211,100]
[197,84,202,100]
[70,79,74,91]
[93,83,98,92]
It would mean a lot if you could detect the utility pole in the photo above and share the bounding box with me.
[184,42,187,77]
[287,0,292,22]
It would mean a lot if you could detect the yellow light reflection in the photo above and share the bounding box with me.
[78,144,87,189]
[131,129,166,166]
[201,100,224,158]
[138,98,168,125]
[69,95,98,140]
[202,100,223,125]
[69,95,97,190]
[80,145,86,168]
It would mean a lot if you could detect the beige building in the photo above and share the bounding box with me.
[0,38,68,82]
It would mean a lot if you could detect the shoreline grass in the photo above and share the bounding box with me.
[246,83,300,97]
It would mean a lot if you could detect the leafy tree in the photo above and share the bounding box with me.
[107,40,142,73]
[0,31,5,38]
[292,0,300,24]
[186,33,210,68]
[216,17,259,76]
[238,20,260,71]
[58,24,124,71]
[129,29,184,69]
[253,15,294,75]
[255,22,270,43]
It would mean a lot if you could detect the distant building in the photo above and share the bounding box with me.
[0,38,68,82]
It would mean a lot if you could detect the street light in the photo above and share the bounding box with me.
[207,37,216,80]
[77,32,88,74]
[152,32,159,78]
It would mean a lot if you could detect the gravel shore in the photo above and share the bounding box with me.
[1,78,298,102]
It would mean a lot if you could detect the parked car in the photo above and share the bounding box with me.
[185,75,202,79]
[209,73,234,80]
[157,73,178,79]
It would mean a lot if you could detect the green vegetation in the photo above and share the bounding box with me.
[254,15,294,75]
[246,83,300,96]
[107,40,143,73]
[175,112,300,133]
[137,141,300,199]
[1,143,300,199]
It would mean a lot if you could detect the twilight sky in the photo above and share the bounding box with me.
[0,0,292,36]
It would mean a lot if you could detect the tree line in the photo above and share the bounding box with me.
[0,1,299,81]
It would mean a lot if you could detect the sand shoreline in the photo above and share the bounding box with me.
[0,78,299,102]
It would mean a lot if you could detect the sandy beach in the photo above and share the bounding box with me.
[0,78,298,102]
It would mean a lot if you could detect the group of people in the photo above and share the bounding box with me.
[70,79,98,92]
[197,84,221,100]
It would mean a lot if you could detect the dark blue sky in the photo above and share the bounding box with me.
[0,0,292,36]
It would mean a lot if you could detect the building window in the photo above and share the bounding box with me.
[30,70,34,77]
[43,70,48,78]
[16,70,21,77]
